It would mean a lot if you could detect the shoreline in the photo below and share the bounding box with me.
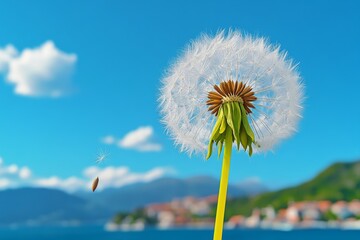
[104,220,360,232]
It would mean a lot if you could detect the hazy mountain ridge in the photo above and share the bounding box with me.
[0,188,111,225]
[81,175,267,212]
[2,159,359,226]
[0,176,266,225]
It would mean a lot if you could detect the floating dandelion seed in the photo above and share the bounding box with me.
[92,149,110,192]
[96,149,110,164]
[92,177,99,192]
[159,30,304,240]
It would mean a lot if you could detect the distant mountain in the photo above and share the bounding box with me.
[224,160,360,219]
[0,175,266,226]
[81,175,267,212]
[0,188,111,226]
[2,160,359,225]
[3,159,360,226]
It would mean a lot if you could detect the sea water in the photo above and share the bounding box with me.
[0,226,359,240]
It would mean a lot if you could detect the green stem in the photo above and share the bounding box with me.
[213,127,232,240]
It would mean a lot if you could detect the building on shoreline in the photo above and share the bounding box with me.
[110,197,360,230]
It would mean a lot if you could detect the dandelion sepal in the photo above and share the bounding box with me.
[240,104,255,141]
[232,102,242,149]
[206,101,256,159]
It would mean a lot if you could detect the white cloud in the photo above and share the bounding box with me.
[119,127,153,148]
[0,156,173,192]
[83,166,173,190]
[7,164,19,174]
[19,167,32,179]
[0,163,20,175]
[101,135,115,145]
[133,143,162,152]
[0,162,31,180]
[103,126,162,152]
[35,176,85,192]
[0,45,18,72]
[241,176,262,184]
[0,178,11,188]
[0,158,32,188]
[0,41,77,97]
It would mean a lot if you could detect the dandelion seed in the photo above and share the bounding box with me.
[96,149,110,164]
[92,177,99,192]
[159,30,304,240]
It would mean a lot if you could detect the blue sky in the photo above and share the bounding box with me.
[0,0,359,191]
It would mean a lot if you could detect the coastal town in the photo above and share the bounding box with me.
[106,196,360,231]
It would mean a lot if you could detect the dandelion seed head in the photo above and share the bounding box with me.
[159,30,304,156]
[206,80,256,115]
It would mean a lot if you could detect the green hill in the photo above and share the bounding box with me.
[220,160,360,219]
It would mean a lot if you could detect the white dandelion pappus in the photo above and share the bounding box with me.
[159,30,304,156]
[96,149,110,164]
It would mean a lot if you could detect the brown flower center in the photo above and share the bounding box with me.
[207,80,257,116]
